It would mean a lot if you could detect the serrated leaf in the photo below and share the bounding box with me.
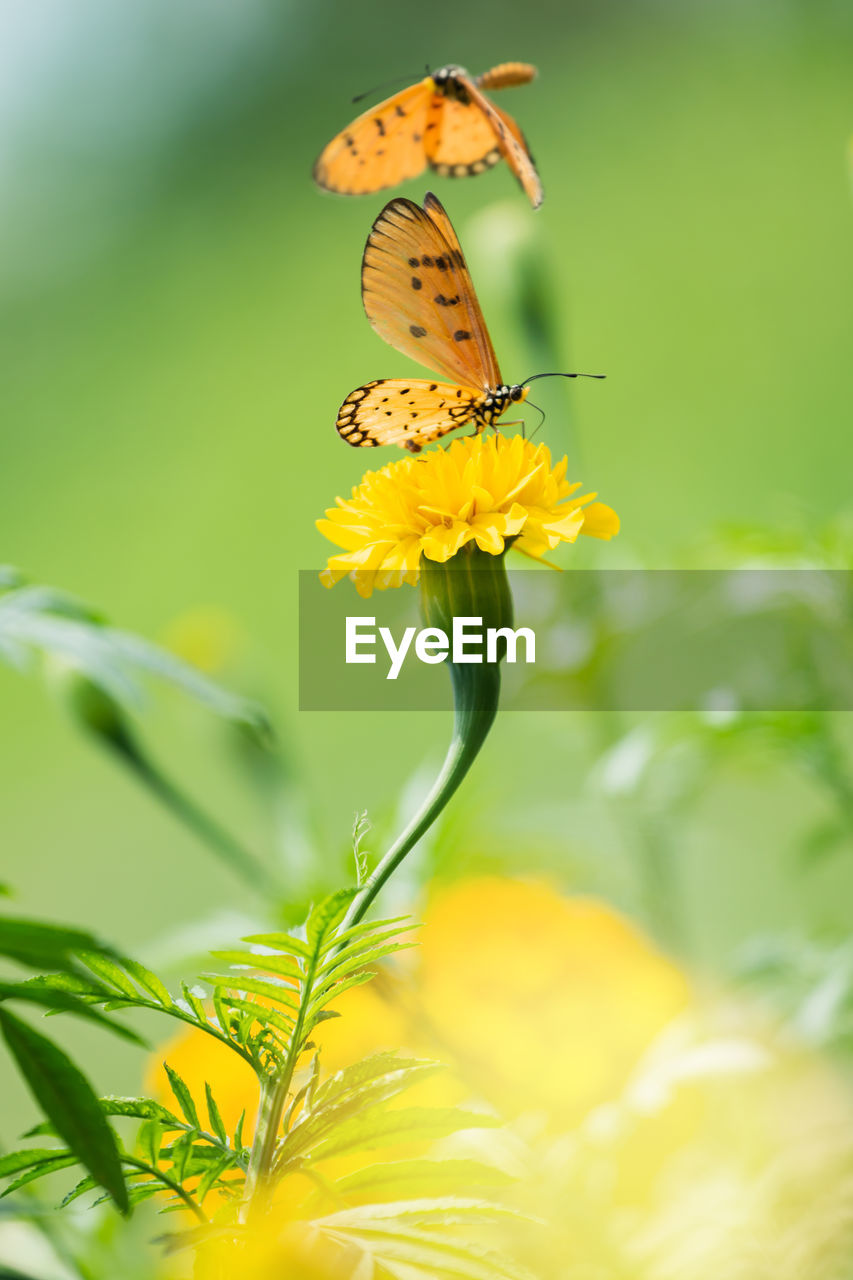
[308,1058,444,1133]
[163,1064,200,1127]
[180,982,210,1024]
[205,974,300,1012]
[317,1220,534,1280]
[333,1159,513,1203]
[320,1197,526,1229]
[0,1008,128,1213]
[241,931,311,958]
[315,928,417,983]
[195,1154,234,1201]
[212,950,304,982]
[205,1083,228,1144]
[330,916,412,952]
[288,1064,447,1162]
[306,970,376,1019]
[60,1174,98,1208]
[0,1148,72,1178]
[0,1155,80,1199]
[219,996,294,1039]
[75,951,139,999]
[100,1096,183,1126]
[287,1107,500,1165]
[121,959,172,1006]
[0,979,145,1044]
[306,890,359,949]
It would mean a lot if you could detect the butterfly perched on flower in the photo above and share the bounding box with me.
[314,63,543,209]
[336,193,602,453]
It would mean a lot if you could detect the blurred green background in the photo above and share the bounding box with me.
[1,0,852,1133]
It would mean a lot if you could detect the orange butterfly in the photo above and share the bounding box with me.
[314,62,543,209]
[337,193,601,453]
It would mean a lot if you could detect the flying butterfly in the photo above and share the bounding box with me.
[337,193,602,453]
[314,62,543,209]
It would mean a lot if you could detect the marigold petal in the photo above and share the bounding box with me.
[581,501,620,539]
[316,434,618,587]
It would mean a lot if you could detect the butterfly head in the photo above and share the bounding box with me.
[480,384,528,424]
[431,65,471,101]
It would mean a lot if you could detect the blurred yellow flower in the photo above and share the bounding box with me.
[149,880,853,1278]
[316,433,619,591]
[417,877,688,1127]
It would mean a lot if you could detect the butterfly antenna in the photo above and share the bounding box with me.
[524,399,547,443]
[522,371,607,385]
[352,71,426,103]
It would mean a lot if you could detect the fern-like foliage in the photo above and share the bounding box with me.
[0,892,518,1280]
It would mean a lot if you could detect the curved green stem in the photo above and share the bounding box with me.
[341,661,499,933]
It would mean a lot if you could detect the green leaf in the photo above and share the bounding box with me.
[0,916,106,973]
[205,973,299,1012]
[163,1064,200,1128]
[0,979,145,1044]
[332,1159,513,1203]
[0,1148,72,1178]
[212,950,304,982]
[311,1055,444,1119]
[0,581,268,731]
[0,1008,128,1213]
[205,1084,228,1144]
[100,1096,183,1126]
[0,1156,80,1199]
[306,969,376,1019]
[75,951,139,999]
[315,1211,535,1280]
[195,1154,235,1201]
[305,890,359,949]
[315,927,418,983]
[121,959,172,1006]
[241,930,311,958]
[319,1197,526,1229]
[286,1107,500,1165]
[218,996,294,1039]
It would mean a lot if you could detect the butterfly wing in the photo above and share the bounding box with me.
[337,378,482,451]
[476,62,537,91]
[425,96,504,177]
[453,73,543,209]
[362,193,501,390]
[313,80,434,195]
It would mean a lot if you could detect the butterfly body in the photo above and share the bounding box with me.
[337,193,531,453]
[314,62,542,207]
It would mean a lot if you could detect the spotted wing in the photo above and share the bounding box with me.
[313,81,434,195]
[454,73,543,208]
[425,96,504,177]
[337,378,481,451]
[476,62,537,91]
[362,193,501,390]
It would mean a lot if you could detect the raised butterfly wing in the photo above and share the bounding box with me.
[476,62,537,91]
[337,379,482,451]
[313,80,434,195]
[362,193,501,391]
[425,96,503,178]
[454,73,543,209]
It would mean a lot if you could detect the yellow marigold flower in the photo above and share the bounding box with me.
[316,433,619,592]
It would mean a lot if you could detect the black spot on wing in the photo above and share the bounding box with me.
[453,329,472,342]
[409,325,427,338]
